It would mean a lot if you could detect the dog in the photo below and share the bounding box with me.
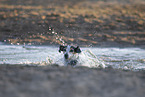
[59,45,81,66]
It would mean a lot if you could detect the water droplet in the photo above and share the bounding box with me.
[28,43,32,45]
[52,31,54,34]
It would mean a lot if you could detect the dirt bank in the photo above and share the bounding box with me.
[0,65,145,97]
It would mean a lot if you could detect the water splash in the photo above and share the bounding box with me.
[47,49,106,68]
[1,44,145,70]
[48,27,67,45]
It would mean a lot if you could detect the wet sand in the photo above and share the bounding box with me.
[0,65,145,97]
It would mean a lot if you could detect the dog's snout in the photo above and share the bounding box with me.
[64,53,69,59]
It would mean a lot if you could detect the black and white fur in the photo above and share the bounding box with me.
[59,45,81,66]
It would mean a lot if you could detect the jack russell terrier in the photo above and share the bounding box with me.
[59,45,81,66]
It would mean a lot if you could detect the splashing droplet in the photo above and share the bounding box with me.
[17,43,20,45]
[52,31,54,34]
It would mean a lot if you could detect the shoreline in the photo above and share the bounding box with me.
[0,65,145,97]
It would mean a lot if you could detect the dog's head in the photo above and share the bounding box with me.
[59,45,81,66]
[59,45,81,54]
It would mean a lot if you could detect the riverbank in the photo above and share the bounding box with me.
[0,65,145,97]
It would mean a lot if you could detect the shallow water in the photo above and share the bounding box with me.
[0,42,145,70]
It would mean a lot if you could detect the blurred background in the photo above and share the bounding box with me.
[0,0,145,47]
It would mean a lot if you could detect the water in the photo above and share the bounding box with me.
[0,42,145,70]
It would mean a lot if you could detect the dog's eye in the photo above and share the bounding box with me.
[70,48,74,52]
[63,48,66,51]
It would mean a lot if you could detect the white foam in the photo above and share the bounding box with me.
[47,49,106,68]
[1,44,145,70]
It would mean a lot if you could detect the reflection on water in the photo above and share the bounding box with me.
[0,42,145,70]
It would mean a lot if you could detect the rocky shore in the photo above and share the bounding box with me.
[0,65,145,97]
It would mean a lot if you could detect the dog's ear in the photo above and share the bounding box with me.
[59,45,63,53]
[59,50,61,53]
[59,45,67,53]
[59,46,61,53]
[74,46,81,53]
